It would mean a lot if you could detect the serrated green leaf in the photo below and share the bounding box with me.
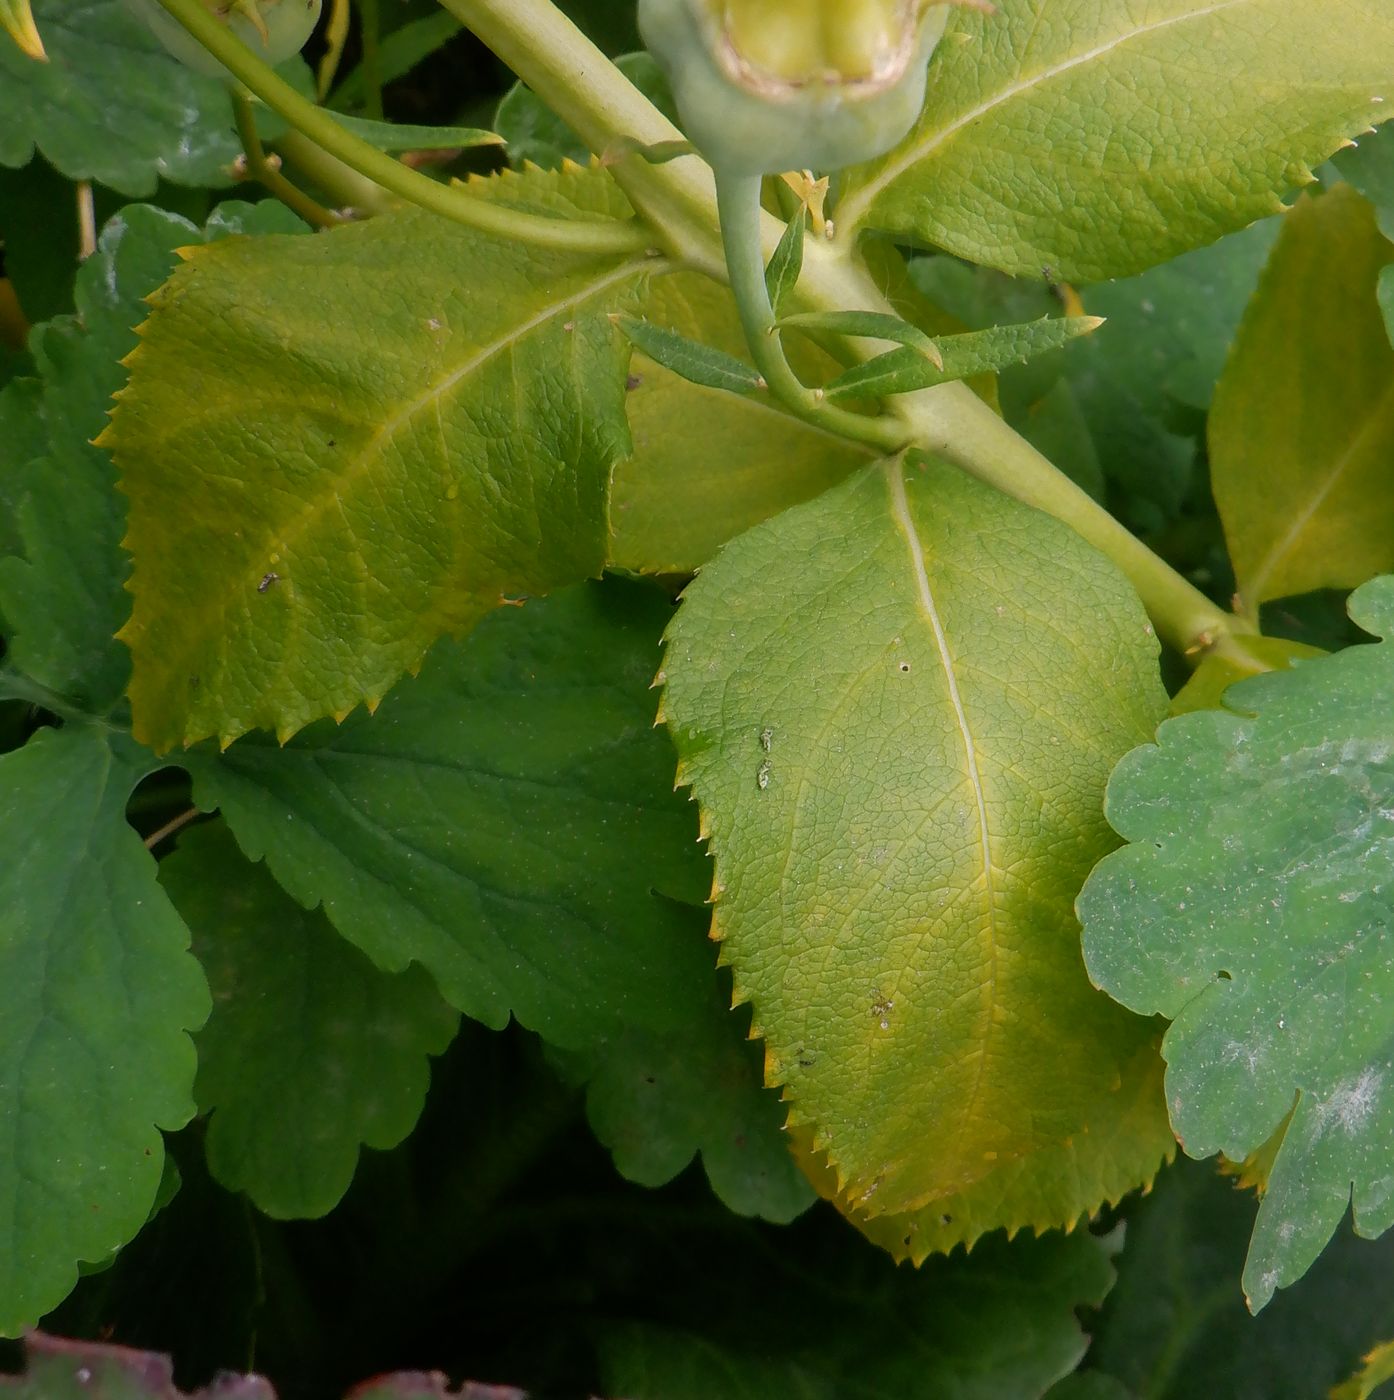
[159,821,458,1220]
[802,1037,1172,1263]
[1079,575,1394,1311]
[184,581,806,1221]
[0,200,304,716]
[616,314,765,395]
[661,456,1172,1234]
[824,315,1100,402]
[599,1225,1119,1400]
[0,0,243,194]
[607,270,871,575]
[911,212,1280,532]
[1212,186,1394,613]
[781,306,943,370]
[0,725,209,1335]
[1088,1156,1394,1399]
[838,0,1394,282]
[1334,123,1394,244]
[107,167,645,750]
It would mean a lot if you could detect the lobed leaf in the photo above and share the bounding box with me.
[838,0,1394,282]
[0,726,209,1335]
[660,456,1173,1238]
[186,581,808,1221]
[0,201,301,715]
[1087,1157,1394,1398]
[0,0,241,193]
[1080,575,1394,1310]
[1211,185,1394,613]
[160,822,459,1220]
[107,168,647,750]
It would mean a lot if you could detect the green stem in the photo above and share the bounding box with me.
[272,126,395,217]
[231,89,345,228]
[356,0,383,119]
[436,0,723,274]
[716,170,904,453]
[149,0,653,256]
[444,0,1254,662]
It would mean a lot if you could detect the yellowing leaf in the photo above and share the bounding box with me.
[661,457,1172,1232]
[106,171,648,750]
[1212,185,1394,614]
[838,0,1394,281]
[608,269,871,575]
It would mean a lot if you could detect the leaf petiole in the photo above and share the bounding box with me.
[230,89,345,229]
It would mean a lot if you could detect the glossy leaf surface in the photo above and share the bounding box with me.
[838,0,1394,281]
[1080,576,1394,1310]
[188,582,808,1221]
[108,171,645,749]
[1212,186,1394,613]
[161,822,458,1220]
[661,457,1172,1233]
[0,0,240,193]
[0,726,208,1335]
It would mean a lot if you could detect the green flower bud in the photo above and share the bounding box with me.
[638,0,959,175]
[120,0,321,81]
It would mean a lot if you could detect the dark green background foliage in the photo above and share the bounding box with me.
[5,0,1394,1395]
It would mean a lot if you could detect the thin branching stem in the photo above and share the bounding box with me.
[150,0,655,256]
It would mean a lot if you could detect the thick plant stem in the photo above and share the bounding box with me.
[436,0,724,275]
[231,90,344,228]
[453,0,1251,660]
[715,171,904,453]
[149,0,654,256]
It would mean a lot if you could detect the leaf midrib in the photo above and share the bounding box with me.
[839,0,1249,233]
[1241,374,1394,607]
[152,253,651,698]
[884,463,1000,1148]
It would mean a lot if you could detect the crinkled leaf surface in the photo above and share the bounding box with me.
[599,1224,1118,1400]
[661,457,1172,1234]
[1079,575,1394,1310]
[838,0,1394,282]
[108,171,645,750]
[0,201,301,713]
[0,0,241,193]
[1087,1157,1394,1398]
[1212,186,1394,612]
[159,821,458,1220]
[186,581,808,1220]
[0,725,209,1336]
[608,269,871,574]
